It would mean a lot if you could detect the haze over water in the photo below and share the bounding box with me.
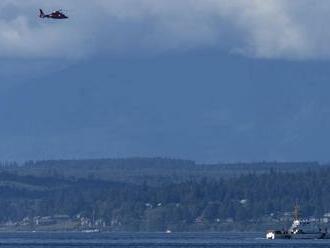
[0,232,330,248]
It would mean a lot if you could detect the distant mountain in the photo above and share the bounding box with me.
[1,52,330,162]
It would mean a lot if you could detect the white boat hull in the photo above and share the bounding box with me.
[291,233,325,239]
[266,231,329,240]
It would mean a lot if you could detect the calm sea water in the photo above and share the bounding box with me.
[0,232,329,248]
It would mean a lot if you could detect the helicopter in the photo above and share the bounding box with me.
[39,9,68,19]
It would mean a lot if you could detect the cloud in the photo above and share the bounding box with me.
[0,0,329,59]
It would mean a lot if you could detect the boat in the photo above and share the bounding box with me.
[266,205,329,239]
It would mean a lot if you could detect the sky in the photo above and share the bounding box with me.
[1,0,330,163]
[2,0,330,60]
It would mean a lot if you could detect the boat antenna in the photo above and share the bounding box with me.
[293,202,300,221]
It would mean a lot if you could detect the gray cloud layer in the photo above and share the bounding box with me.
[0,0,329,59]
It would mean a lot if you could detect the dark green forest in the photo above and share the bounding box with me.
[0,158,328,231]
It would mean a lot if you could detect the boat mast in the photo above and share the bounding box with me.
[293,203,300,221]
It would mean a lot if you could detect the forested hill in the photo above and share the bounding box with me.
[2,158,321,185]
[0,159,328,231]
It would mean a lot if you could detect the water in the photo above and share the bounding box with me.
[0,232,329,248]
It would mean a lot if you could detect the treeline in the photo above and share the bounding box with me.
[0,163,329,231]
[1,158,321,185]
